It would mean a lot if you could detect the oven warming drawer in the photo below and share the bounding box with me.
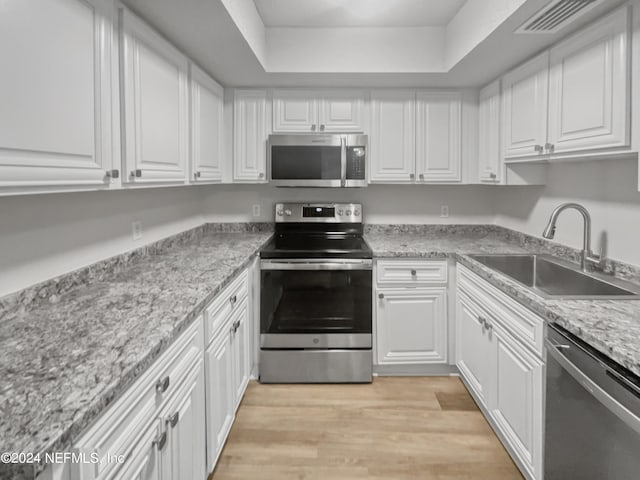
[260,349,372,383]
[261,333,371,349]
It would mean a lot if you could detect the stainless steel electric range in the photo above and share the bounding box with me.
[259,203,373,383]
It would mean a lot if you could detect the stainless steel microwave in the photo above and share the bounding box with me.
[268,134,367,187]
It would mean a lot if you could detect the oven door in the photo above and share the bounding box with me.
[260,259,372,349]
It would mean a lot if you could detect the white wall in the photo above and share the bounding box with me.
[0,186,204,297]
[493,158,640,266]
[201,184,495,224]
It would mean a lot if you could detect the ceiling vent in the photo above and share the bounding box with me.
[516,0,604,34]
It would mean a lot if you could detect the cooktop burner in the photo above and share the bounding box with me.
[260,203,372,259]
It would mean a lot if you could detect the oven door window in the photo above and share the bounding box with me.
[271,146,341,180]
[261,269,372,334]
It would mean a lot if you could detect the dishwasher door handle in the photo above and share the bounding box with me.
[546,339,640,435]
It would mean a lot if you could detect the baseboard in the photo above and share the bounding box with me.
[373,364,459,376]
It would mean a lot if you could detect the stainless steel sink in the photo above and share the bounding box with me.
[468,254,640,300]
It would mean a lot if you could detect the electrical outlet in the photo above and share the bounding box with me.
[132,221,142,240]
[252,204,261,218]
[440,205,449,218]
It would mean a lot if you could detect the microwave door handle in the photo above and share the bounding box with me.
[340,136,346,187]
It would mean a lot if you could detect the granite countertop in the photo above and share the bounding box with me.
[0,225,272,476]
[365,225,640,378]
[3,223,640,479]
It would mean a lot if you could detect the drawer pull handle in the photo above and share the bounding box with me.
[478,316,487,328]
[230,294,237,305]
[167,412,180,428]
[233,319,240,333]
[155,376,170,394]
[410,269,417,276]
[378,293,384,299]
[131,169,142,178]
[153,431,167,451]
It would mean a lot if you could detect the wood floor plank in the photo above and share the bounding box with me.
[211,377,524,480]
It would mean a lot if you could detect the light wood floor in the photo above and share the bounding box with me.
[211,377,524,480]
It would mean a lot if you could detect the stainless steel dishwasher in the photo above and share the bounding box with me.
[545,324,640,479]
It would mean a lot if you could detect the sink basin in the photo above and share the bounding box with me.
[468,254,640,299]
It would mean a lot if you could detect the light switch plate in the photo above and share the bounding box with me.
[440,205,449,218]
[252,205,261,217]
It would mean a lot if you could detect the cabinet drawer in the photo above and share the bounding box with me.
[205,270,248,345]
[457,264,544,356]
[377,260,448,285]
[74,319,204,480]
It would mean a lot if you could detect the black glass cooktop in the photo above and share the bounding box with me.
[260,233,373,259]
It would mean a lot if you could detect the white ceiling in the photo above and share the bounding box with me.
[253,0,467,28]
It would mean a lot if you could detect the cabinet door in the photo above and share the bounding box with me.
[161,361,207,480]
[0,0,117,192]
[479,81,502,183]
[416,92,462,182]
[231,300,251,408]
[272,90,318,132]
[318,90,366,132]
[204,326,234,471]
[547,8,630,155]
[190,64,223,183]
[112,421,162,480]
[502,53,549,159]
[233,89,269,182]
[455,292,492,404]
[369,90,416,183]
[489,323,544,480]
[120,7,189,184]
[376,288,447,365]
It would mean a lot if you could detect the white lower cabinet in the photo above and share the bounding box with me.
[490,323,544,480]
[205,325,234,472]
[160,361,207,480]
[71,267,252,480]
[376,288,447,364]
[455,291,492,403]
[111,421,161,480]
[375,260,449,369]
[204,276,251,473]
[456,264,544,480]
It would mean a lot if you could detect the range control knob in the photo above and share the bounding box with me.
[338,209,344,216]
[354,209,360,216]
[284,209,292,216]
[345,210,352,216]
[276,210,284,216]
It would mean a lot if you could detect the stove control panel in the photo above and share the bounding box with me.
[275,203,363,223]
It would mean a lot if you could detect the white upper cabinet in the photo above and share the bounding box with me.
[369,90,416,183]
[190,64,224,183]
[502,52,550,160]
[478,81,502,183]
[547,7,630,156]
[120,7,189,185]
[272,89,366,133]
[272,90,318,132]
[415,92,462,182]
[233,89,269,182]
[318,90,367,132]
[0,0,118,193]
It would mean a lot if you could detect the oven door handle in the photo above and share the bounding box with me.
[261,259,373,271]
[340,136,347,188]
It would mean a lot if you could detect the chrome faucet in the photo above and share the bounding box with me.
[542,203,602,272]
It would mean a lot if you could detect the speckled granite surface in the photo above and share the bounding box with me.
[0,224,272,479]
[3,222,640,479]
[365,224,640,379]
